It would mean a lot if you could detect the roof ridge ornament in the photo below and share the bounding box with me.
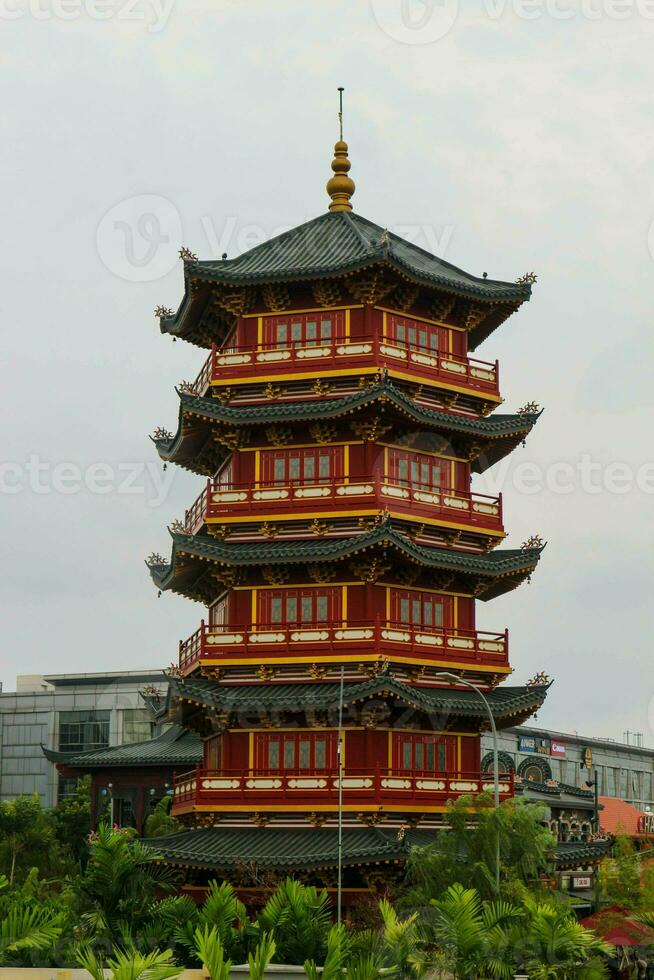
[327,87,355,212]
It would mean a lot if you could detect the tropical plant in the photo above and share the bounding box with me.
[424,882,612,980]
[305,923,352,980]
[426,883,524,979]
[193,924,232,980]
[76,943,183,979]
[403,794,556,906]
[599,835,643,908]
[519,898,612,979]
[0,795,64,886]
[72,821,178,949]
[378,898,428,978]
[174,879,256,963]
[0,904,66,967]
[52,775,92,864]
[144,795,181,838]
[193,925,276,980]
[247,930,276,980]
[257,877,332,964]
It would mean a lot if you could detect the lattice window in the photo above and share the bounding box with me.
[255,732,337,772]
[258,588,341,627]
[393,733,455,773]
[263,311,345,348]
[387,449,449,490]
[385,313,447,353]
[391,588,451,629]
[261,446,344,486]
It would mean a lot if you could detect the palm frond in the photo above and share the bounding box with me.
[194,924,232,980]
[0,905,64,956]
[248,931,276,980]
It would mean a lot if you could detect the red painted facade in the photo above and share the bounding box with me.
[146,156,544,894]
[166,292,527,827]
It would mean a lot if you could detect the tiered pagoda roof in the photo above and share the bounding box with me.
[151,826,611,876]
[149,523,543,602]
[166,674,550,730]
[159,211,532,351]
[153,378,542,475]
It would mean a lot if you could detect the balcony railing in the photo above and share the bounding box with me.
[190,335,499,398]
[173,767,514,811]
[178,619,509,675]
[183,477,503,535]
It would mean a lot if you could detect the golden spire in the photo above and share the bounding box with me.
[326,87,355,212]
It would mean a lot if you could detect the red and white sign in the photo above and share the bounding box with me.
[572,876,592,889]
[638,813,654,834]
[550,741,566,758]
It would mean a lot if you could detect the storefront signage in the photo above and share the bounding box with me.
[638,813,654,834]
[518,735,551,755]
[550,741,566,758]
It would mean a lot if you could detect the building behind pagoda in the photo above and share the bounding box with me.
[146,136,550,902]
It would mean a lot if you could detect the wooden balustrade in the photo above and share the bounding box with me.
[182,476,503,535]
[178,619,509,675]
[172,767,514,811]
[190,333,499,398]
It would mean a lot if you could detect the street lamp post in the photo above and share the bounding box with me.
[433,671,501,892]
[336,664,345,926]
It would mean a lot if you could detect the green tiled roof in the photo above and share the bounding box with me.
[149,825,603,873]
[167,674,549,725]
[158,212,532,351]
[153,380,540,474]
[555,840,613,868]
[149,522,542,595]
[178,213,530,302]
[42,725,202,768]
[151,825,434,871]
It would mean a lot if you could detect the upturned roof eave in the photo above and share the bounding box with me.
[186,251,530,302]
[168,674,549,726]
[155,208,532,344]
[151,382,540,470]
[148,526,543,595]
[41,726,202,768]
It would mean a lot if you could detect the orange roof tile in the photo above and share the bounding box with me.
[599,797,645,836]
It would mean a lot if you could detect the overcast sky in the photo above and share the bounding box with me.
[1,0,653,744]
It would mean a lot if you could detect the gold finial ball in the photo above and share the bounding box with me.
[327,140,355,212]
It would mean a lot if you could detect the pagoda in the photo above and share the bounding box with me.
[147,122,548,903]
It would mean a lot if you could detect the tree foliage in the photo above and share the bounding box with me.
[0,817,617,978]
[402,794,557,906]
[52,776,92,864]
